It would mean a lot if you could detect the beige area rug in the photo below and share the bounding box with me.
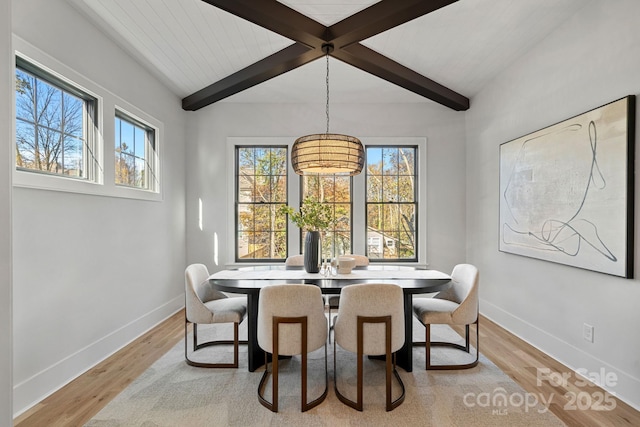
[86,318,565,426]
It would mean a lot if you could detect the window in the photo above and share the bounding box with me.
[115,112,158,191]
[366,146,417,261]
[301,175,352,257]
[15,58,97,180]
[236,146,288,261]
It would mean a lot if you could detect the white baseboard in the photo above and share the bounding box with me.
[480,298,640,412]
[13,294,184,417]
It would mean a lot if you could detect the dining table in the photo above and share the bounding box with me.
[209,265,451,372]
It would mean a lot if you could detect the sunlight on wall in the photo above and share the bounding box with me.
[213,232,219,266]
[198,198,203,231]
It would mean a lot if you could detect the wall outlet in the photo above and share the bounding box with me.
[583,323,594,343]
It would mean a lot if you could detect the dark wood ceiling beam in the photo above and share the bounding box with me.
[186,0,468,111]
[328,0,458,49]
[182,43,322,111]
[201,0,326,48]
[334,43,469,111]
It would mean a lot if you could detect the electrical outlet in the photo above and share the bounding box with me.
[583,323,594,343]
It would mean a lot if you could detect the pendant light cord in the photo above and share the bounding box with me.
[325,51,330,134]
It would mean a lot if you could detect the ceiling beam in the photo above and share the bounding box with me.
[182,43,322,111]
[184,0,469,111]
[328,0,458,49]
[334,44,469,111]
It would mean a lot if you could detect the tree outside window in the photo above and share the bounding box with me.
[236,146,288,261]
[115,113,157,191]
[301,174,352,258]
[15,66,92,178]
[366,146,417,261]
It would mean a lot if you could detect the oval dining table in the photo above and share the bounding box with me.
[209,265,451,372]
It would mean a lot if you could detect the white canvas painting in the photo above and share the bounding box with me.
[499,96,634,278]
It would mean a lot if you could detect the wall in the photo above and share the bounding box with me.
[186,101,467,274]
[466,0,640,409]
[11,0,187,415]
[1,0,13,423]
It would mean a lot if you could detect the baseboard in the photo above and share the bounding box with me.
[13,294,184,417]
[480,298,640,412]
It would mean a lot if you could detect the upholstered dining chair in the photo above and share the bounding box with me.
[333,283,406,411]
[285,254,304,267]
[412,263,479,370]
[184,263,247,368]
[327,254,369,323]
[257,284,328,412]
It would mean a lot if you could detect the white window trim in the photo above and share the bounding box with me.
[226,136,428,268]
[12,36,163,202]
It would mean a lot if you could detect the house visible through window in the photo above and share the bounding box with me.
[15,58,97,180]
[235,146,288,261]
[115,112,158,191]
[366,146,418,261]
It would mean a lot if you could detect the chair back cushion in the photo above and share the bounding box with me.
[185,264,227,323]
[257,284,327,355]
[334,283,404,355]
[284,255,304,266]
[436,263,479,324]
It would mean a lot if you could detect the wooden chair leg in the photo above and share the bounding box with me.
[334,315,405,412]
[185,320,246,368]
[257,316,328,413]
[423,318,480,370]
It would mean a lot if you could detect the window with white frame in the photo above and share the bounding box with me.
[235,146,288,261]
[114,112,158,192]
[15,57,98,180]
[366,146,418,261]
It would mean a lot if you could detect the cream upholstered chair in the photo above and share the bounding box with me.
[412,263,479,370]
[333,283,406,411]
[327,254,369,321]
[184,264,247,368]
[257,284,328,412]
[284,254,304,268]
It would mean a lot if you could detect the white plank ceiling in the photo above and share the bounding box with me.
[66,0,588,105]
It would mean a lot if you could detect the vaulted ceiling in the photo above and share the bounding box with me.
[67,0,587,109]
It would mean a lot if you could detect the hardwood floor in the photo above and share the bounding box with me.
[13,311,640,426]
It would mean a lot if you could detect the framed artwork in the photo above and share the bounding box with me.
[499,96,635,278]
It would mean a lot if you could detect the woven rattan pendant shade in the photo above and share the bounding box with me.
[292,43,364,176]
[292,133,364,175]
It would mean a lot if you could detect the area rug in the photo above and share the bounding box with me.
[86,318,564,426]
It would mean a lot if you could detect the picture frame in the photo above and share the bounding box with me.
[498,96,635,278]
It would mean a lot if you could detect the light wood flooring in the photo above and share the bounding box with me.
[13,311,640,427]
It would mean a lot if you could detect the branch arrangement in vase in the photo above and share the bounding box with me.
[278,197,335,232]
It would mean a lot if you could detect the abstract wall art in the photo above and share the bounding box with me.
[499,96,635,278]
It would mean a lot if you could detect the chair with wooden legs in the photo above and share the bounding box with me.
[412,263,479,370]
[184,263,247,368]
[257,284,328,412]
[333,283,406,411]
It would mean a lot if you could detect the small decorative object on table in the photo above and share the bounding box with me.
[337,256,356,274]
[279,197,335,273]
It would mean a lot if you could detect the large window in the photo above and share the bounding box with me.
[15,58,97,180]
[301,175,352,258]
[366,146,418,261]
[115,112,158,191]
[236,146,288,261]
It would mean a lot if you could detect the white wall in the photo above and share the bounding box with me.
[186,101,467,274]
[11,0,187,416]
[466,0,640,409]
[1,0,13,423]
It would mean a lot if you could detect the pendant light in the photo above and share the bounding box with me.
[291,43,364,175]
